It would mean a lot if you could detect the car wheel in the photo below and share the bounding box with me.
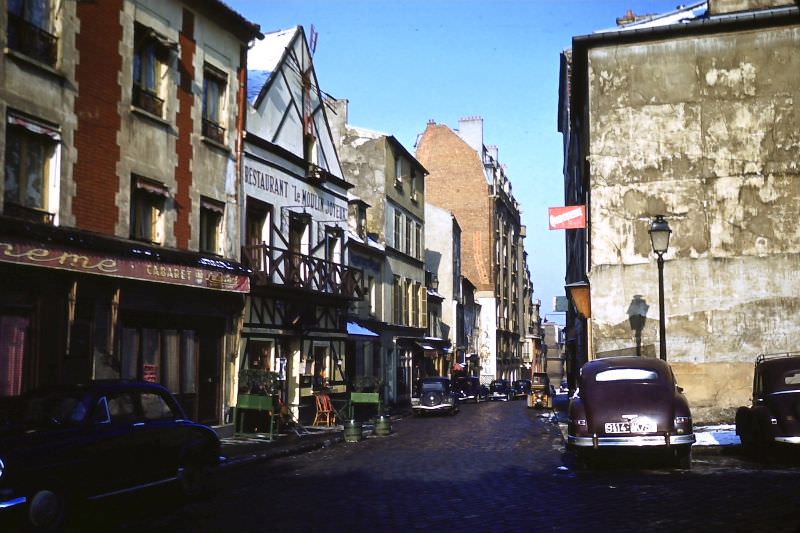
[28,488,66,532]
[674,446,692,469]
[178,462,214,499]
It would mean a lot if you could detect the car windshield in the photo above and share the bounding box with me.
[595,368,659,382]
[421,381,446,392]
[18,391,91,428]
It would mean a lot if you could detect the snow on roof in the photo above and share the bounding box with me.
[596,2,707,33]
[247,27,298,103]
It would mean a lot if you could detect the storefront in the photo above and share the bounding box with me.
[0,218,249,426]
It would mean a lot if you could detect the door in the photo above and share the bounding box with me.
[197,329,221,425]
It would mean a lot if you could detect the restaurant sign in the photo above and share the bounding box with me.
[0,238,250,293]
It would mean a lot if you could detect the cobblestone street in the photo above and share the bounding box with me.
[55,400,797,532]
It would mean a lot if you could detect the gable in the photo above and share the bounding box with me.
[246,26,343,181]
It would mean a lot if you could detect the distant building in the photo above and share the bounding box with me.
[560,0,800,421]
[416,117,535,384]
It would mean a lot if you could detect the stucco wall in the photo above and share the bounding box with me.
[586,25,800,422]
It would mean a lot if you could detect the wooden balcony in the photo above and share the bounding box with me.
[244,244,364,299]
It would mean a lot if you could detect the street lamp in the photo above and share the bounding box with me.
[649,215,672,361]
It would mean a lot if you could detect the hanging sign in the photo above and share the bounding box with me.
[548,205,586,230]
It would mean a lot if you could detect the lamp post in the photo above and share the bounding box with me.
[649,215,672,361]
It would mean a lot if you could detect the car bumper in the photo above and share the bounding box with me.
[490,394,509,400]
[568,434,696,447]
[0,495,26,510]
[774,436,800,444]
[412,404,455,411]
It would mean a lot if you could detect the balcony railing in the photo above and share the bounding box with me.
[244,244,364,299]
[7,12,58,66]
[132,85,164,117]
[3,202,54,225]
[202,119,225,144]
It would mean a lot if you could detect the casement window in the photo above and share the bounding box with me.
[132,23,171,117]
[368,276,376,317]
[415,222,422,260]
[131,177,167,244]
[245,198,271,271]
[7,0,57,66]
[405,218,413,256]
[202,64,226,143]
[409,170,417,201]
[392,275,402,325]
[199,197,224,255]
[419,284,428,329]
[394,157,408,187]
[411,282,420,327]
[393,209,402,249]
[3,113,60,223]
[289,213,311,285]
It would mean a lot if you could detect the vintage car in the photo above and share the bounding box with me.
[0,380,221,531]
[411,377,459,415]
[488,379,512,402]
[567,356,695,468]
[452,376,488,404]
[735,352,800,458]
[528,373,553,409]
[512,379,532,400]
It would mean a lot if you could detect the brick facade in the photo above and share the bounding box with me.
[174,10,195,249]
[73,0,124,234]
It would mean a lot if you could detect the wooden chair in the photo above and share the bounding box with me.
[312,393,337,427]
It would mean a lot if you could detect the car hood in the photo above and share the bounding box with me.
[583,382,675,435]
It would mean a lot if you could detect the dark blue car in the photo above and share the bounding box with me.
[0,380,221,530]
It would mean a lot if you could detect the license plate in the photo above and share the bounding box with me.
[605,420,656,433]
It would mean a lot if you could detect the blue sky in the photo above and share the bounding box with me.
[229,0,689,323]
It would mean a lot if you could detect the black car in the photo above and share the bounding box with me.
[411,377,459,415]
[488,379,512,402]
[452,376,488,404]
[736,352,800,459]
[0,380,221,531]
[512,379,532,400]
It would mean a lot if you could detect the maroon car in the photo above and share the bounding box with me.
[735,352,800,459]
[567,356,694,467]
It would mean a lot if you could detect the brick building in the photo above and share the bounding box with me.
[0,0,260,428]
[416,117,535,384]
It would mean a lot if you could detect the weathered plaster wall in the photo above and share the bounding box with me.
[708,0,794,15]
[587,25,800,422]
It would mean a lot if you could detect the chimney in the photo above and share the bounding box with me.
[457,116,484,153]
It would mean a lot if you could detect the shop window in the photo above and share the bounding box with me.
[120,327,197,395]
[4,113,59,224]
[132,23,171,117]
[199,197,224,255]
[0,314,28,396]
[131,176,167,244]
[202,64,226,144]
[7,0,58,66]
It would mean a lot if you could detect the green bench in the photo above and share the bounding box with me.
[234,393,276,440]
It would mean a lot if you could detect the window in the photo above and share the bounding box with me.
[7,0,57,66]
[245,198,271,271]
[393,275,402,325]
[141,392,175,420]
[202,64,226,143]
[4,113,59,223]
[199,197,224,255]
[595,368,659,382]
[393,209,402,249]
[131,177,167,244]
[405,218,413,255]
[0,314,27,397]
[368,276,376,317]
[394,157,408,187]
[415,223,422,260]
[411,282,420,327]
[120,327,198,395]
[410,170,417,201]
[133,24,170,117]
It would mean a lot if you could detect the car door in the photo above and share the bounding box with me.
[138,389,187,481]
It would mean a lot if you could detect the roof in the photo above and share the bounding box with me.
[595,2,707,33]
[247,27,299,104]
[188,0,262,41]
[581,356,672,378]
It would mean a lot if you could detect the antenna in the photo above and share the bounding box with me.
[309,24,318,56]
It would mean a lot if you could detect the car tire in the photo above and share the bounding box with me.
[674,446,692,469]
[178,462,214,500]
[27,488,67,532]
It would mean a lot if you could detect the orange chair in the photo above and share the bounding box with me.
[312,393,336,427]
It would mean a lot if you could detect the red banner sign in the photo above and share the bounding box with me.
[548,205,586,230]
[0,237,250,293]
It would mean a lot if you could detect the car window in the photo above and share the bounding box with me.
[421,381,445,392]
[107,392,137,423]
[784,371,800,386]
[141,392,175,420]
[21,392,89,428]
[94,397,111,424]
[595,368,659,382]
